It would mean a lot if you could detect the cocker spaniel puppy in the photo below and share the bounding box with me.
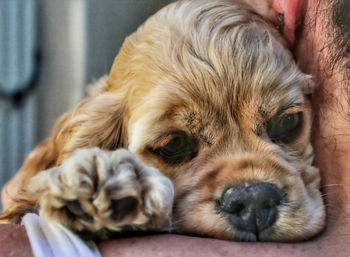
[1,0,325,242]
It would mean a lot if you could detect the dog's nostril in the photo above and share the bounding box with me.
[228,202,245,215]
[220,182,283,235]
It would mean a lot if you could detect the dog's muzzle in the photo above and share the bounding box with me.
[219,182,284,239]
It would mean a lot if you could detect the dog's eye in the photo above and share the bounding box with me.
[154,132,197,163]
[267,112,303,142]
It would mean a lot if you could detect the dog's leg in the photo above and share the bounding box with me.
[29,148,174,237]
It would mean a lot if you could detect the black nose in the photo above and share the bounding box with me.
[220,182,283,235]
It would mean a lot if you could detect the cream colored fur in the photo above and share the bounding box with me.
[1,0,325,242]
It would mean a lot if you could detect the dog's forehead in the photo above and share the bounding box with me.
[145,0,305,113]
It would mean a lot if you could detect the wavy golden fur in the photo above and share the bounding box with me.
[1,0,325,241]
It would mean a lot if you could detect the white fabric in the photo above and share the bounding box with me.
[22,213,102,257]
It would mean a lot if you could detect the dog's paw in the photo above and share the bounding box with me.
[31,148,174,235]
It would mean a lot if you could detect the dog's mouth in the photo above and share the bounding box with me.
[225,226,276,242]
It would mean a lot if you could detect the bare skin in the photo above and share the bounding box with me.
[1,0,349,256]
[0,224,33,257]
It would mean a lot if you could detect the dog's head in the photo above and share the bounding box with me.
[65,0,325,241]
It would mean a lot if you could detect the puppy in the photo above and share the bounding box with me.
[1,0,325,242]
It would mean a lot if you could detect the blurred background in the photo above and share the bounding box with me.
[0,0,174,202]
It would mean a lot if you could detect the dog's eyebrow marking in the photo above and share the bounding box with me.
[184,112,213,146]
[184,112,202,134]
[258,106,269,119]
[185,112,197,126]
[199,134,213,146]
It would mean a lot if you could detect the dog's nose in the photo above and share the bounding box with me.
[220,182,283,235]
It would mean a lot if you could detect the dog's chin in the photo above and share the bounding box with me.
[173,222,274,242]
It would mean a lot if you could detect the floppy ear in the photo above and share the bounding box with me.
[54,77,127,164]
[0,76,127,222]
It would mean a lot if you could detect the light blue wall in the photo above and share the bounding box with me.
[0,0,37,190]
[85,0,174,84]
